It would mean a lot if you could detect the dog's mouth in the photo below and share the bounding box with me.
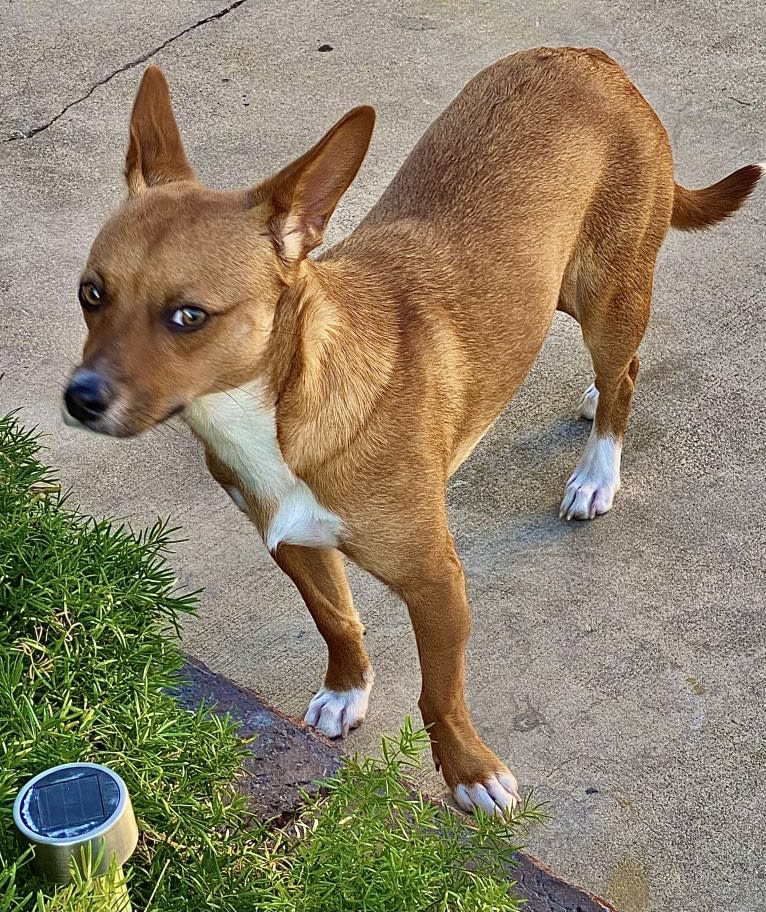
[61,406,97,433]
[61,403,136,438]
[61,399,185,438]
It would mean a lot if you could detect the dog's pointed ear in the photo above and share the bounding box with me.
[125,66,195,196]
[252,105,375,261]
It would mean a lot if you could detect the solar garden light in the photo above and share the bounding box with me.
[13,762,138,908]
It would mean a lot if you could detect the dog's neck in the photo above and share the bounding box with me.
[265,254,399,475]
[181,250,400,549]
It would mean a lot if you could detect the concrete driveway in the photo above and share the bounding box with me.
[1,2,763,910]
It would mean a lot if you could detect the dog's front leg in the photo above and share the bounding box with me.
[379,535,521,817]
[273,544,373,738]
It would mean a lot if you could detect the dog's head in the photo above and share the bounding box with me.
[64,66,374,436]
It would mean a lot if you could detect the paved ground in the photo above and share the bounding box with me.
[178,655,615,912]
[1,2,763,910]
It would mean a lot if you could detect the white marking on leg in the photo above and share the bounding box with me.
[304,669,374,739]
[560,432,622,520]
[453,771,521,818]
[576,382,599,421]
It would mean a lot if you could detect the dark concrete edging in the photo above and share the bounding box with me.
[175,656,616,912]
[175,656,342,821]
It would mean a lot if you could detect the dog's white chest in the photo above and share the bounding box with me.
[183,385,344,552]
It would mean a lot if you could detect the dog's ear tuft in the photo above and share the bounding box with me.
[125,66,195,196]
[251,105,375,261]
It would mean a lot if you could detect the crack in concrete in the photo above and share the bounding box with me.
[3,0,248,143]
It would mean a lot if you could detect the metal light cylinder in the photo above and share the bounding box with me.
[13,762,138,891]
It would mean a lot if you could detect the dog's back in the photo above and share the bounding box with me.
[322,49,672,463]
[325,47,758,465]
[361,48,670,273]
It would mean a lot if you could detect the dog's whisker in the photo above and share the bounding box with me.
[208,383,261,411]
[126,406,183,438]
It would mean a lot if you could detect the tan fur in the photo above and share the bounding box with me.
[67,49,762,810]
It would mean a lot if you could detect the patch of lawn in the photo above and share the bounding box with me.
[0,412,537,911]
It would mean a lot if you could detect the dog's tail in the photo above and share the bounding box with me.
[671,163,763,231]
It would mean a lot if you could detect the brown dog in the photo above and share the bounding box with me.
[63,48,762,815]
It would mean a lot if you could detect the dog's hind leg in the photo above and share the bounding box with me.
[557,277,599,422]
[560,257,655,520]
[575,382,599,421]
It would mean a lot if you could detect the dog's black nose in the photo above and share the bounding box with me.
[64,370,114,423]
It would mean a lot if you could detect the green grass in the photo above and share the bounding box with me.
[0,412,538,911]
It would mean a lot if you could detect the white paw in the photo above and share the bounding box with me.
[453,771,522,818]
[304,672,373,739]
[576,382,599,421]
[560,433,621,520]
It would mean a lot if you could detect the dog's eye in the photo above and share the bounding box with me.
[167,306,209,332]
[79,282,104,311]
